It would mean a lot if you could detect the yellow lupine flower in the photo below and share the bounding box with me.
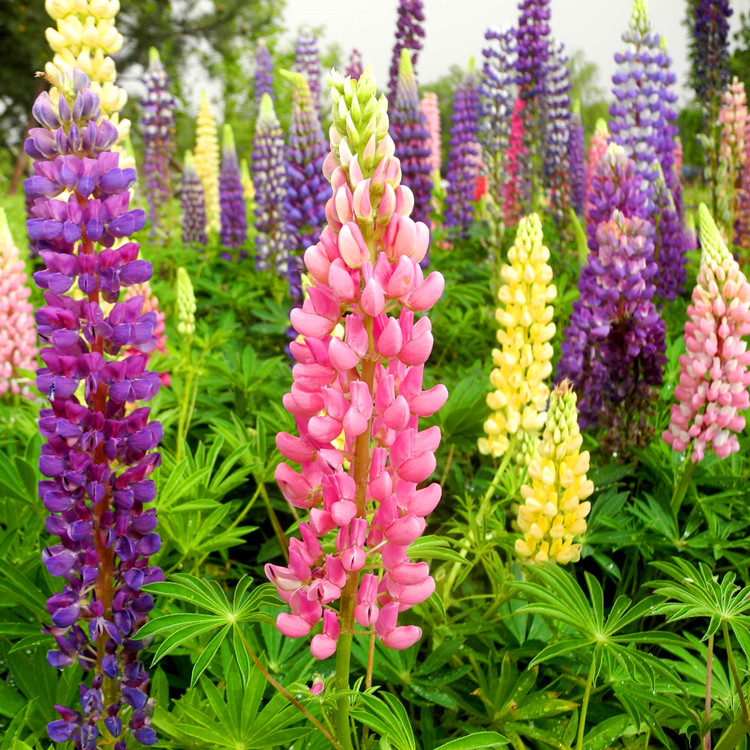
[176,268,196,338]
[478,213,556,460]
[515,380,593,565]
[195,91,221,234]
[240,158,255,203]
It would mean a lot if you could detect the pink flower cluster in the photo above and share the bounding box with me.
[0,209,37,398]
[585,119,609,222]
[266,70,447,659]
[503,97,527,225]
[664,205,750,462]
[420,92,442,174]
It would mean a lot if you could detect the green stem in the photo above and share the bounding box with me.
[576,652,597,750]
[175,339,193,461]
[723,620,749,725]
[715,716,750,750]
[670,448,696,515]
[705,633,714,750]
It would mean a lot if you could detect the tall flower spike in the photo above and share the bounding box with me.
[479,214,555,461]
[292,31,321,111]
[240,158,255,203]
[345,48,364,80]
[25,68,161,749]
[515,380,593,564]
[664,205,750,463]
[194,91,220,234]
[176,267,196,338]
[254,42,274,104]
[267,67,447,664]
[387,0,426,98]
[252,93,293,274]
[515,0,552,101]
[420,92,442,175]
[503,98,529,226]
[180,151,207,249]
[585,119,609,221]
[444,63,482,237]
[392,49,433,228]
[140,48,176,239]
[736,117,750,250]
[0,208,37,399]
[569,106,586,216]
[219,124,248,256]
[691,0,733,121]
[718,78,748,236]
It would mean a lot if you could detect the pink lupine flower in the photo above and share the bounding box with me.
[503,97,527,226]
[663,204,750,462]
[266,68,447,662]
[0,208,37,398]
[420,92,442,174]
[585,118,609,223]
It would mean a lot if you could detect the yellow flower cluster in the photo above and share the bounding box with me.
[515,380,593,564]
[176,267,196,338]
[240,158,255,203]
[478,213,556,460]
[195,92,221,234]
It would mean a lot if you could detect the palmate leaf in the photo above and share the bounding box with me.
[350,692,417,750]
[137,574,277,685]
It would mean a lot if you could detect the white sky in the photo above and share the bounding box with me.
[280,0,750,102]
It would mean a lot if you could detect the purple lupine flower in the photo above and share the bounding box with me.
[255,42,274,104]
[345,48,364,80]
[139,48,176,239]
[480,25,517,202]
[569,107,586,216]
[219,124,247,256]
[543,40,572,221]
[691,0,733,120]
[292,32,321,111]
[25,68,162,749]
[252,93,292,275]
[180,151,207,248]
[515,0,551,101]
[444,65,482,238]
[387,0,426,98]
[558,144,666,442]
[282,70,329,304]
[391,48,433,229]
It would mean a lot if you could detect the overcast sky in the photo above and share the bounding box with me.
[280,0,750,103]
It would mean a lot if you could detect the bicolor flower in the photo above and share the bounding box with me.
[180,151,207,249]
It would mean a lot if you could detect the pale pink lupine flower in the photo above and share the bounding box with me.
[0,209,37,398]
[420,92,442,174]
[585,119,609,223]
[663,205,750,462]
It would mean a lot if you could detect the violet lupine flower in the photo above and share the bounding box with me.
[664,204,750,463]
[345,48,364,80]
[691,0,733,120]
[420,92,441,175]
[252,93,293,274]
[25,68,161,749]
[391,48,433,229]
[569,107,586,216]
[180,151,207,249]
[255,42,274,104]
[267,68,447,663]
[515,0,551,101]
[444,65,482,237]
[139,48,176,238]
[292,32,321,111]
[219,125,248,255]
[387,0,426,98]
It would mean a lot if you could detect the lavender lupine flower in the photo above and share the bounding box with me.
[691,0,733,120]
[345,48,364,80]
[444,64,482,237]
[252,93,293,274]
[515,0,551,101]
[219,125,247,255]
[180,151,207,249]
[391,49,433,228]
[292,32,321,111]
[139,48,175,238]
[387,0,426,98]
[569,106,586,216]
[254,42,274,104]
[25,68,161,749]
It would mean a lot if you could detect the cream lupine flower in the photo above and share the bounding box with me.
[479,214,556,460]
[195,91,221,233]
[176,267,196,338]
[515,380,593,564]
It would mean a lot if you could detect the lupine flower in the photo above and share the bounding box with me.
[139,48,176,237]
[420,92,441,175]
[267,68,447,661]
[180,151,207,249]
[503,97,528,226]
[664,205,750,462]
[392,49,433,228]
[691,0,733,120]
[736,118,750,249]
[254,42,274,103]
[0,208,37,399]
[515,0,551,101]
[569,107,586,216]
[515,380,593,564]
[219,125,248,255]
[444,64,482,237]
[176,267,196,338]
[123,283,168,388]
[479,214,555,460]
[240,158,255,203]
[387,0,426,98]
[585,118,609,221]
[25,68,161,749]
[718,78,747,234]
[194,91,220,234]
[345,48,364,80]
[292,32,321,110]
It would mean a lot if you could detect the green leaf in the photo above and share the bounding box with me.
[191,623,231,686]
[583,715,632,750]
[434,732,508,749]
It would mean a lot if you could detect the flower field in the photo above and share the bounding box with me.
[2,0,750,748]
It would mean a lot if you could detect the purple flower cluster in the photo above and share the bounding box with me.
[515,0,551,101]
[387,0,426,98]
[139,48,176,238]
[692,0,733,116]
[292,32,321,111]
[254,42,274,104]
[391,49,433,228]
[180,151,207,249]
[345,48,364,80]
[444,67,482,237]
[219,125,248,255]
[569,109,586,216]
[25,69,161,749]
